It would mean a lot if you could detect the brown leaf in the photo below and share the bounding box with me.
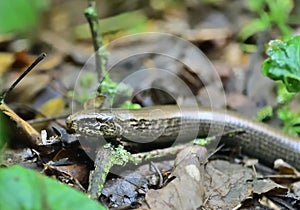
[203,160,288,209]
[142,146,207,210]
[11,51,32,69]
[11,51,62,71]
[0,103,41,147]
[274,159,300,176]
[45,163,89,188]
[83,95,106,110]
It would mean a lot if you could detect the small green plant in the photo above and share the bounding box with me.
[99,77,141,108]
[72,73,97,103]
[84,1,140,108]
[239,0,293,42]
[277,108,300,135]
[262,36,300,135]
[262,36,300,92]
[256,105,273,121]
[119,100,142,109]
[275,81,295,104]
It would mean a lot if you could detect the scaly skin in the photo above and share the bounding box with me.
[66,106,300,169]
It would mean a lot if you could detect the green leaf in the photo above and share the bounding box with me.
[0,0,48,34]
[0,165,107,210]
[119,100,142,109]
[277,107,300,135]
[80,73,96,89]
[99,77,118,96]
[238,18,269,41]
[256,106,273,121]
[247,0,266,12]
[276,82,295,104]
[262,36,300,92]
[267,0,293,23]
[277,107,293,121]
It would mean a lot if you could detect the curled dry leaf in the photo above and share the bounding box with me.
[0,103,41,147]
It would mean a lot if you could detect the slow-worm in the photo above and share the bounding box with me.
[66,106,300,170]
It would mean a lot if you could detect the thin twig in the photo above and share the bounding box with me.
[150,161,164,188]
[27,114,69,125]
[1,53,46,102]
[132,143,193,160]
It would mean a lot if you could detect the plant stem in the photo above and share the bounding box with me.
[84,0,103,79]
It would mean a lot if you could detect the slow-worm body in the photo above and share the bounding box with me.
[66,106,300,170]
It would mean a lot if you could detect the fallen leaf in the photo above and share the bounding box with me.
[0,103,41,146]
[34,97,65,131]
[45,163,89,188]
[142,146,207,210]
[39,97,65,117]
[203,160,288,209]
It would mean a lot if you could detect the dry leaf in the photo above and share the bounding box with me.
[38,97,65,117]
[33,97,65,131]
[83,95,106,110]
[141,146,207,210]
[0,103,41,146]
